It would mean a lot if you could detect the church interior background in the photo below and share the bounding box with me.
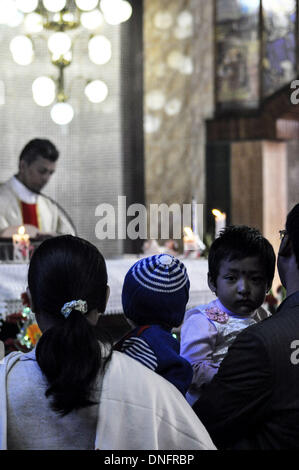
[1,0,299,341]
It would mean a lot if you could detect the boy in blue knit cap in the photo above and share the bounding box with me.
[115,253,193,396]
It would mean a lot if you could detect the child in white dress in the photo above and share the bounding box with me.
[180,225,275,405]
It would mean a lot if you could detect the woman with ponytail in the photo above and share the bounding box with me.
[0,235,216,450]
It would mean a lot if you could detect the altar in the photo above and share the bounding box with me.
[0,257,213,318]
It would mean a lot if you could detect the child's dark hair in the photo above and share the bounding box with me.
[208,225,275,288]
[28,235,112,416]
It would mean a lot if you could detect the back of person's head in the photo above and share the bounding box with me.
[208,225,275,289]
[122,254,190,328]
[28,235,110,415]
[286,203,299,269]
[19,138,59,165]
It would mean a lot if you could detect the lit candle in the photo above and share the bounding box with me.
[12,226,30,262]
[183,226,205,258]
[212,209,226,239]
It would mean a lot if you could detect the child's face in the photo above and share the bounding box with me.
[209,256,268,316]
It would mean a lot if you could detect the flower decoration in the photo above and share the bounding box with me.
[3,291,41,354]
[24,323,41,346]
[205,306,229,324]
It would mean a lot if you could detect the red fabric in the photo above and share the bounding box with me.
[20,201,39,228]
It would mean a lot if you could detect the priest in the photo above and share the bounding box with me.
[0,138,75,237]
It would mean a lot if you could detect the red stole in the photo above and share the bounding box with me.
[20,201,39,228]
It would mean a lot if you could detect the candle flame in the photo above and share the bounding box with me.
[18,226,25,235]
[184,226,193,237]
[183,226,196,242]
[212,209,226,220]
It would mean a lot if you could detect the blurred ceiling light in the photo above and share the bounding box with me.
[32,76,56,106]
[85,80,108,103]
[16,0,39,13]
[80,10,103,29]
[48,32,72,55]
[88,35,111,64]
[177,10,193,28]
[51,101,74,125]
[153,11,173,29]
[167,50,185,70]
[146,90,166,111]
[5,0,133,124]
[101,0,132,25]
[10,35,34,65]
[24,12,43,32]
[144,115,161,134]
[75,0,99,11]
[164,98,182,116]
[0,1,23,26]
[180,56,193,75]
[42,0,67,12]
[100,0,120,13]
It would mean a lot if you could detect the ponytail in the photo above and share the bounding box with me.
[36,309,111,416]
[28,235,112,415]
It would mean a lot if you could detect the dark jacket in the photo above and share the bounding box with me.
[193,291,299,449]
[114,324,193,396]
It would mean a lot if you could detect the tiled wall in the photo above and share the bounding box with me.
[0,19,123,258]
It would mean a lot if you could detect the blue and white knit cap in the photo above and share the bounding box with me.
[122,254,190,327]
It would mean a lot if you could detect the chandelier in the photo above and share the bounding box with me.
[1,0,132,125]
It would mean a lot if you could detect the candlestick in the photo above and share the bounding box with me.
[12,226,31,262]
[212,209,226,239]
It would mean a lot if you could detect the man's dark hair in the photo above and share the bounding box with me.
[19,138,59,165]
[208,225,275,288]
[286,203,299,270]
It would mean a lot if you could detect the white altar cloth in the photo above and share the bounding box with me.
[0,257,213,318]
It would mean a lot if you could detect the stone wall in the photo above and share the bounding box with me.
[143,0,214,218]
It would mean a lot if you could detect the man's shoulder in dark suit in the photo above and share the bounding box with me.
[193,291,299,450]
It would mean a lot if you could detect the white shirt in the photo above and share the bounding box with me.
[9,176,38,204]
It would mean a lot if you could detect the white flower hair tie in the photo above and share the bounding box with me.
[61,299,88,319]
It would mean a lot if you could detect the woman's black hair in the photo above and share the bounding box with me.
[286,203,299,270]
[208,225,276,288]
[28,235,112,415]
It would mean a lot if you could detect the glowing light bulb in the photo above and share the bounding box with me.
[85,80,108,103]
[16,0,38,13]
[32,76,56,106]
[102,0,132,24]
[51,102,74,125]
[88,35,111,64]
[75,0,98,11]
[24,12,43,33]
[80,10,103,29]
[0,0,24,26]
[42,0,66,12]
[10,35,34,65]
[48,32,72,55]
